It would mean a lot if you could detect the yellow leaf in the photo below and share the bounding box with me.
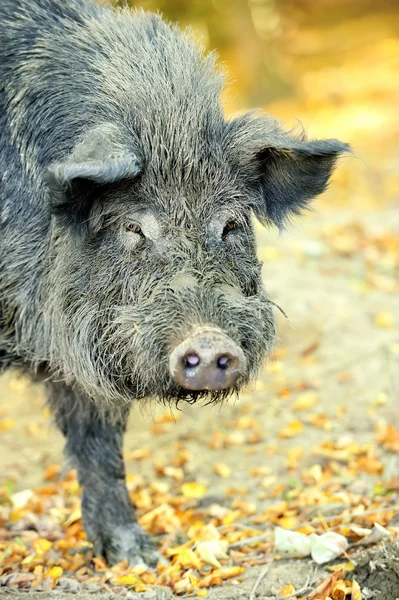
[286,447,304,469]
[326,561,356,573]
[42,406,51,419]
[279,420,304,439]
[331,579,352,600]
[181,482,207,499]
[197,566,245,587]
[116,575,141,586]
[308,413,332,430]
[128,448,151,460]
[167,541,194,556]
[351,580,362,600]
[280,583,296,597]
[43,566,63,588]
[267,361,284,374]
[278,516,299,529]
[213,463,231,478]
[64,507,82,527]
[259,246,280,261]
[374,310,394,329]
[33,539,52,555]
[174,577,192,594]
[163,466,184,480]
[0,418,15,432]
[292,392,318,411]
[175,548,202,570]
[221,509,241,526]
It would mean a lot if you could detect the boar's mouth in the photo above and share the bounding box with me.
[58,285,277,407]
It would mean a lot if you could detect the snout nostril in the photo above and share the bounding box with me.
[184,353,200,368]
[169,327,247,391]
[217,355,230,370]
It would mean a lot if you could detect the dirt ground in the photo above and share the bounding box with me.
[1,204,399,599]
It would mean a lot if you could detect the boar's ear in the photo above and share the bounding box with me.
[226,114,350,229]
[46,124,142,233]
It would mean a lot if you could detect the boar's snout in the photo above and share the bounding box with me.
[169,326,246,391]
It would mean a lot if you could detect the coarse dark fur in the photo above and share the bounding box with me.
[0,0,349,565]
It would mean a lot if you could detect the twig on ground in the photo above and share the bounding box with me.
[249,561,271,600]
[218,522,264,532]
[230,531,273,549]
[305,503,399,527]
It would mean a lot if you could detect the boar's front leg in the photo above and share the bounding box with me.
[48,382,160,567]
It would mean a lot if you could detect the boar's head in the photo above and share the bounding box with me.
[43,22,348,407]
[44,116,347,408]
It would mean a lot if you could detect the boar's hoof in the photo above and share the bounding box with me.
[169,326,246,391]
[91,523,163,567]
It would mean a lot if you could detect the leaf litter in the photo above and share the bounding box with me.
[1,415,398,597]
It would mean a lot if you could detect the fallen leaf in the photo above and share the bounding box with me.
[356,522,392,545]
[213,463,231,478]
[274,527,311,558]
[10,489,33,509]
[44,465,61,481]
[351,580,362,600]
[292,392,318,411]
[196,540,229,568]
[331,579,351,600]
[259,246,281,261]
[43,566,63,588]
[181,482,207,499]
[33,539,52,556]
[0,418,16,431]
[64,507,82,527]
[168,545,202,569]
[308,570,344,599]
[310,532,349,565]
[280,583,296,597]
[197,566,245,588]
[279,420,304,439]
[374,310,394,328]
[326,561,356,573]
[116,575,141,586]
[127,448,151,460]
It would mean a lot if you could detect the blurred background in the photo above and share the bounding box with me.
[119,0,399,213]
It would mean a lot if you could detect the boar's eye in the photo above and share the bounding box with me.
[222,220,239,238]
[126,223,145,237]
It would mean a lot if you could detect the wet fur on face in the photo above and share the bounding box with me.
[39,175,276,407]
